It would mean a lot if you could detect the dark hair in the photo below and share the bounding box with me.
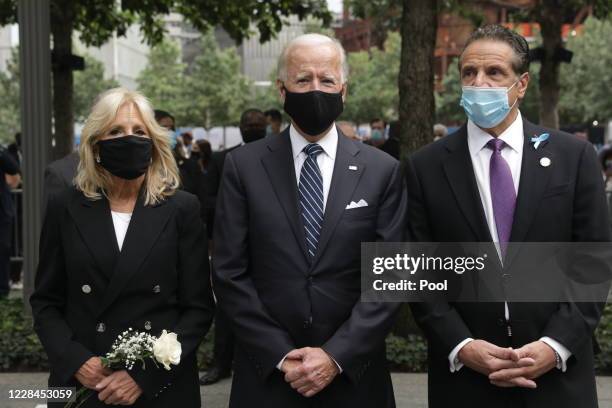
[196,139,212,168]
[154,109,175,124]
[265,109,282,123]
[370,118,385,127]
[240,108,266,126]
[461,24,530,75]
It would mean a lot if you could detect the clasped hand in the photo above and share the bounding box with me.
[281,347,339,398]
[75,357,143,405]
[458,340,557,389]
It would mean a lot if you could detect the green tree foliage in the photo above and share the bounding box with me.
[559,16,612,124]
[0,48,120,142]
[0,0,332,156]
[0,48,19,143]
[180,32,251,127]
[137,33,252,127]
[73,54,121,123]
[137,39,188,120]
[341,32,401,124]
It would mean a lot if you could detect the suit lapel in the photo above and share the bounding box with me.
[95,194,174,318]
[504,120,554,267]
[312,132,364,268]
[68,193,118,281]
[261,129,310,263]
[442,126,492,242]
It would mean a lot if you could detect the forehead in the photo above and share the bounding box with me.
[113,103,145,123]
[460,39,516,69]
[286,43,342,76]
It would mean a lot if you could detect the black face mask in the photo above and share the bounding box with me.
[283,88,344,136]
[97,135,153,180]
[241,128,267,144]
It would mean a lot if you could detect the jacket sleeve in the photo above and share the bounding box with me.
[29,194,95,384]
[212,152,296,379]
[322,161,406,383]
[404,156,473,357]
[129,194,215,399]
[541,142,611,358]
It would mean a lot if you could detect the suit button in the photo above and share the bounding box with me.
[144,321,152,330]
[307,276,313,285]
[153,285,161,294]
[82,284,91,294]
[96,323,106,333]
[497,318,505,326]
[303,318,312,329]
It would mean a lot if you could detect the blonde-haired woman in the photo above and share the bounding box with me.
[31,88,214,407]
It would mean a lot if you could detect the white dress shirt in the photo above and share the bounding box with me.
[448,111,571,372]
[111,211,132,251]
[276,124,342,373]
[290,124,338,210]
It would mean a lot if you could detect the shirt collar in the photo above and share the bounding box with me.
[467,111,524,155]
[290,123,338,161]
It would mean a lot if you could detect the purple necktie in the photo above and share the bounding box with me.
[487,138,516,256]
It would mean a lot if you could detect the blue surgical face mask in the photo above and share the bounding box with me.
[459,80,520,129]
[167,130,178,149]
[370,129,384,141]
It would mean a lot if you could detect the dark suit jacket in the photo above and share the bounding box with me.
[406,119,610,408]
[43,152,79,212]
[206,144,241,237]
[30,188,214,408]
[213,127,406,408]
[0,147,19,221]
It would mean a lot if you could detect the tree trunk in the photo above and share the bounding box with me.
[398,0,438,158]
[50,0,75,160]
[537,0,563,129]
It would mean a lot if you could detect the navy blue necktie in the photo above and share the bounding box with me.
[298,143,324,258]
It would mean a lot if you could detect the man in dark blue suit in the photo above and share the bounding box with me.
[0,145,19,298]
[213,33,406,407]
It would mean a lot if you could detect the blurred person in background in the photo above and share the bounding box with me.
[0,145,19,299]
[433,123,448,142]
[336,120,359,140]
[265,109,284,138]
[200,108,267,386]
[368,118,387,147]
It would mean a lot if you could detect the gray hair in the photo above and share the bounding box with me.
[277,33,349,84]
[460,24,530,75]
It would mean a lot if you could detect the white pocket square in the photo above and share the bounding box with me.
[345,199,368,210]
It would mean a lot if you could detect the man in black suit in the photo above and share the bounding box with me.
[200,108,267,385]
[213,33,406,407]
[406,25,610,408]
[0,146,19,298]
[43,151,79,211]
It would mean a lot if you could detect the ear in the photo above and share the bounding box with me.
[276,79,286,104]
[516,72,530,100]
[341,83,348,102]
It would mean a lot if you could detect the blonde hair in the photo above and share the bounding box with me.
[75,87,180,206]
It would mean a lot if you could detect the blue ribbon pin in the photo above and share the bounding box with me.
[531,133,549,150]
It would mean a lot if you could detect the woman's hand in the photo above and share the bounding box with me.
[75,357,112,389]
[96,370,143,405]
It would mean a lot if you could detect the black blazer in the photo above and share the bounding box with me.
[213,127,407,408]
[30,188,214,408]
[405,120,610,408]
